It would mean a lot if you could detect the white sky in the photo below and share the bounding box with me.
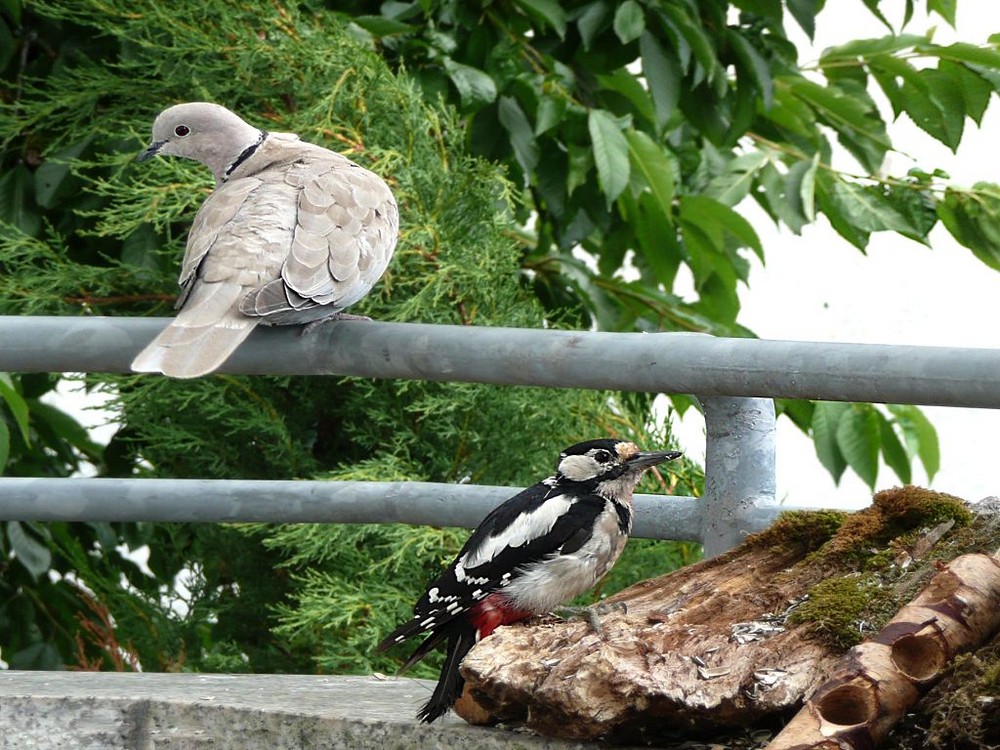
[51,1,1000,510]
[671,1,1000,509]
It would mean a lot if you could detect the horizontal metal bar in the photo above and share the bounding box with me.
[0,477,799,542]
[2,316,1000,407]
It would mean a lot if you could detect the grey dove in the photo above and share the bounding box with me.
[131,102,398,378]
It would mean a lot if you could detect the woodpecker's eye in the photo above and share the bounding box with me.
[174,125,191,137]
[593,449,613,463]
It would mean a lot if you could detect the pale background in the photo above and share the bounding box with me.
[671,2,1000,509]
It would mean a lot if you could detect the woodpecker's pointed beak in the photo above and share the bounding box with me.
[626,450,682,469]
[137,140,166,162]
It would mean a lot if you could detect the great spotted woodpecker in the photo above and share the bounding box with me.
[376,438,682,723]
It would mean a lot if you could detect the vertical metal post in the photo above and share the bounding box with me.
[698,396,777,557]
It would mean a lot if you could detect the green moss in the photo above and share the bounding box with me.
[825,486,971,562]
[862,546,898,572]
[873,486,973,530]
[789,575,884,651]
[746,510,847,552]
[983,660,1000,691]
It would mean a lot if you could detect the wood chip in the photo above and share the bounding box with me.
[697,666,732,680]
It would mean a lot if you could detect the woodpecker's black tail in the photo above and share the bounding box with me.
[398,626,449,673]
[417,626,478,723]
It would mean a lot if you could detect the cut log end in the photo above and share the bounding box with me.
[453,684,497,725]
[890,632,946,682]
[766,553,1000,750]
[814,681,878,727]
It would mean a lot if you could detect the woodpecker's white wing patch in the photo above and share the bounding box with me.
[459,493,576,569]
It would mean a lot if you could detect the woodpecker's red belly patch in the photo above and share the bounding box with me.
[468,593,534,638]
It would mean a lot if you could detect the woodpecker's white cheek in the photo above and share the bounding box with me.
[557,454,602,482]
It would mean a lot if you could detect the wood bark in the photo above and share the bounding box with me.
[765,553,1000,750]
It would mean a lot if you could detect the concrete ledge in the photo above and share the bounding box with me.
[0,671,634,749]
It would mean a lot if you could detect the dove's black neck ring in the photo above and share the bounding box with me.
[224,129,268,180]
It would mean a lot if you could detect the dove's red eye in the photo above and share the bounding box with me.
[174,125,190,137]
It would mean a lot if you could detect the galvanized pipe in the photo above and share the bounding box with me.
[2,316,1000,407]
[0,477,727,541]
[700,396,778,556]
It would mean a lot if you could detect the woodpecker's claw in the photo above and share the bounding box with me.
[556,601,628,634]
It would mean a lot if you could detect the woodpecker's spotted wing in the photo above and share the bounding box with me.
[376,478,610,656]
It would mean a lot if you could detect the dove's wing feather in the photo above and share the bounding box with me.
[283,228,335,296]
[174,178,262,307]
[132,176,296,378]
[239,153,398,324]
[130,280,256,378]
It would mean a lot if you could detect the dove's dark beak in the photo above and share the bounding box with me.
[137,140,166,162]
[625,450,682,470]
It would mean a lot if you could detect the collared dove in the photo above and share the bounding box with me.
[131,102,398,378]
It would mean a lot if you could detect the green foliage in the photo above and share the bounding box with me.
[335,0,1000,330]
[331,0,1000,488]
[0,1,697,674]
[807,402,939,490]
[0,374,317,672]
[937,182,1000,270]
[0,371,150,670]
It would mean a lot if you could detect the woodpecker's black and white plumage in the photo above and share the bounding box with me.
[376,438,682,723]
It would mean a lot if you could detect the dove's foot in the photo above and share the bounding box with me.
[300,312,374,336]
[555,601,628,634]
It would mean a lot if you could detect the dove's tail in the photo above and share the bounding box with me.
[131,281,258,378]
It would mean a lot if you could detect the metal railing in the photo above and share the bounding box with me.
[3,315,1000,554]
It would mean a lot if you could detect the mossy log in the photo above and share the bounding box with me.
[454,516,844,740]
[453,487,985,743]
[765,552,1000,750]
